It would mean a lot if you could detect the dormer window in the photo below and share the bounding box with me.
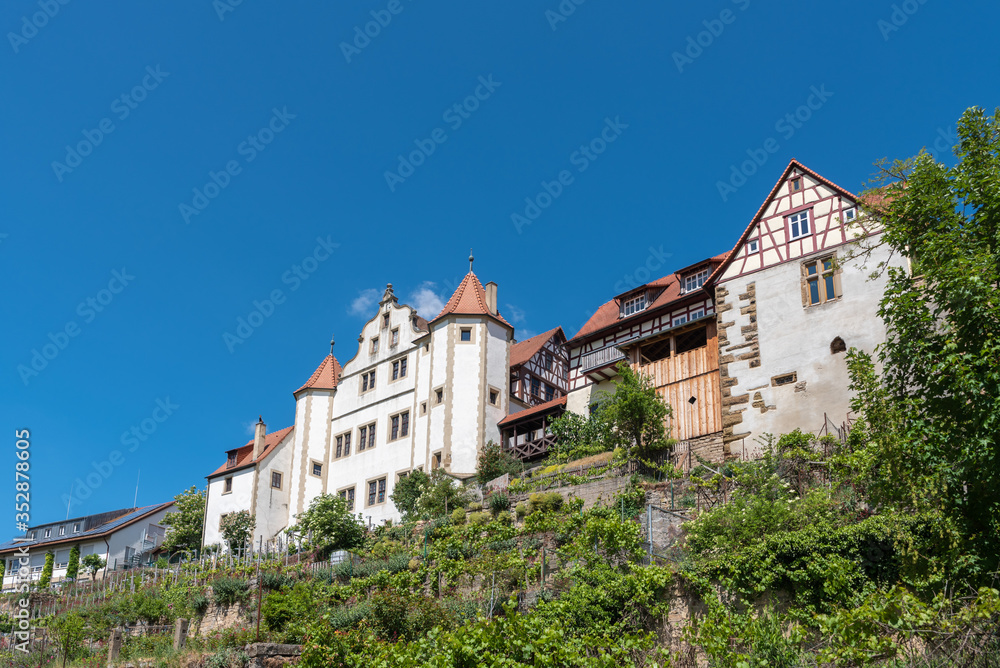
[621,294,646,317]
[227,452,237,468]
[682,269,709,293]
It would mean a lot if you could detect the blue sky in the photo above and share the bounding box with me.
[2,0,997,524]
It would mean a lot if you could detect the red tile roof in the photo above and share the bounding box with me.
[708,159,859,286]
[431,272,512,328]
[570,254,726,342]
[511,327,565,367]
[498,396,567,427]
[294,355,341,395]
[208,425,294,478]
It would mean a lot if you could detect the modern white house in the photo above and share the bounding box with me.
[203,263,517,541]
[711,159,907,457]
[0,502,173,589]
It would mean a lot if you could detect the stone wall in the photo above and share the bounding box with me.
[715,282,757,457]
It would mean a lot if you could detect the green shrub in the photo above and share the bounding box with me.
[467,511,489,526]
[205,646,250,668]
[528,492,563,514]
[189,593,210,615]
[487,492,511,516]
[450,508,466,525]
[467,501,483,512]
[515,502,529,519]
[260,571,294,590]
[212,577,250,607]
[155,556,170,569]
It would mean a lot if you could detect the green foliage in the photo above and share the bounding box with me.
[262,582,319,639]
[81,553,105,578]
[601,362,674,457]
[205,646,250,668]
[390,469,430,519]
[162,485,206,553]
[476,439,523,485]
[219,509,255,550]
[64,545,80,581]
[527,491,564,515]
[487,491,511,516]
[260,571,295,590]
[291,493,365,554]
[419,470,472,519]
[467,511,489,526]
[685,604,805,668]
[515,502,528,519]
[450,508,466,525]
[189,592,210,615]
[547,409,615,463]
[848,106,1000,576]
[39,551,54,588]
[212,576,249,607]
[47,611,87,667]
[155,556,169,569]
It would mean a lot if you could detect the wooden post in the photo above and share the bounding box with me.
[172,618,189,650]
[108,629,122,664]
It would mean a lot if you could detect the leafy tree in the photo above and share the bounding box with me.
[65,545,80,581]
[161,486,206,553]
[293,494,365,553]
[390,469,431,518]
[416,469,471,519]
[476,440,523,486]
[81,553,105,579]
[848,106,1000,575]
[47,611,87,668]
[220,510,255,550]
[38,551,54,588]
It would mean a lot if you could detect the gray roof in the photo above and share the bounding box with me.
[0,502,174,554]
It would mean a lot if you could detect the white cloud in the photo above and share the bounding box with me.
[504,303,527,324]
[349,288,380,317]
[517,329,538,342]
[409,281,446,317]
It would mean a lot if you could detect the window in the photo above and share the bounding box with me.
[339,487,356,511]
[336,432,352,458]
[675,326,708,354]
[489,389,499,405]
[460,328,472,342]
[689,308,705,320]
[804,256,840,306]
[227,452,237,467]
[747,238,759,254]
[543,351,553,371]
[58,526,65,536]
[44,528,51,538]
[433,452,443,469]
[370,337,379,354]
[683,269,709,293]
[390,411,410,440]
[359,423,376,451]
[72,523,80,533]
[830,337,847,354]
[392,357,408,380]
[435,388,444,404]
[311,461,323,477]
[530,377,540,397]
[361,370,376,393]
[391,328,399,346]
[673,313,688,327]
[27,531,34,540]
[772,372,797,387]
[791,177,802,192]
[622,294,646,317]
[544,384,554,401]
[224,477,233,494]
[368,477,387,506]
[382,313,390,328]
[271,471,283,489]
[421,401,427,414]
[788,210,811,240]
[843,207,856,222]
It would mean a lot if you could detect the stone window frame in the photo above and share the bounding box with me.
[388,410,410,441]
[334,430,353,459]
[771,372,798,387]
[337,485,356,512]
[801,254,842,307]
[360,370,377,395]
[390,355,408,382]
[310,460,323,478]
[270,470,284,490]
[223,476,233,494]
[433,385,445,406]
[488,385,501,406]
[390,327,400,347]
[358,422,376,452]
[365,475,388,507]
[370,337,380,354]
[459,326,475,343]
[431,450,443,470]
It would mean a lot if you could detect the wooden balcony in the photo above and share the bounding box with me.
[580,345,626,375]
[507,433,557,460]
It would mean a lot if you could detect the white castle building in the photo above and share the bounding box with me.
[204,262,515,546]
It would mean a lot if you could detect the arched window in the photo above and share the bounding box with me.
[830,337,846,354]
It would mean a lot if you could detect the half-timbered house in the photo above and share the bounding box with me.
[711,159,905,458]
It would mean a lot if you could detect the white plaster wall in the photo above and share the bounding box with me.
[449,318,485,475]
[723,238,902,456]
[484,319,511,447]
[204,468,254,548]
[253,432,295,545]
[290,393,332,518]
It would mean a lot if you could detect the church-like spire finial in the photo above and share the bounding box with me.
[469,249,474,273]
[330,335,335,355]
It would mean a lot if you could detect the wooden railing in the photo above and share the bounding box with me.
[581,345,625,372]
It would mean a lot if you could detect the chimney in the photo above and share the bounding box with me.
[253,416,266,460]
[484,281,498,315]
